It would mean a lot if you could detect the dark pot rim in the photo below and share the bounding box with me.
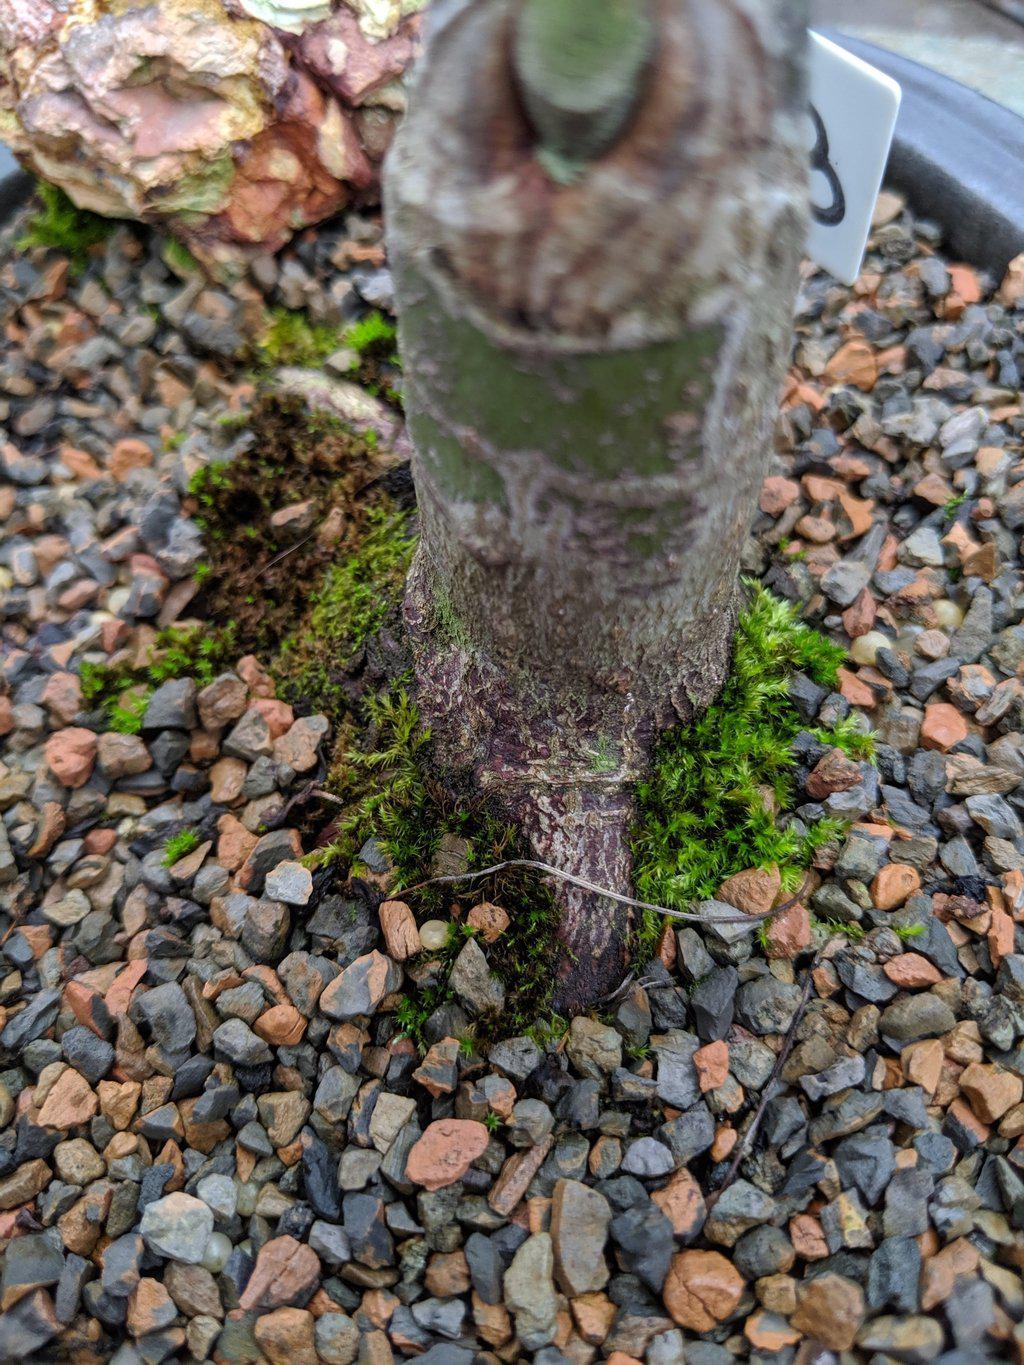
[826,30,1024,278]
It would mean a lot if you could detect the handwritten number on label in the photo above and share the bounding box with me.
[808,104,846,228]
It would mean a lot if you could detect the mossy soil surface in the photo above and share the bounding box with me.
[187,395,413,668]
[194,388,870,1043]
[184,392,563,1040]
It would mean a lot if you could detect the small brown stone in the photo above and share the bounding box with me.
[209,757,247,804]
[104,960,148,1018]
[406,1119,489,1191]
[920,702,968,753]
[902,1039,943,1095]
[237,654,276,697]
[791,1272,865,1351]
[693,1040,729,1092]
[36,1068,97,1130]
[758,1274,797,1316]
[110,438,154,480]
[44,726,98,788]
[424,1251,471,1299]
[466,902,510,943]
[788,1214,829,1261]
[824,338,877,391]
[0,1158,51,1211]
[988,907,1015,967]
[255,1004,307,1048]
[197,674,248,729]
[663,1250,744,1332]
[97,731,152,779]
[58,1183,111,1254]
[378,901,421,961]
[760,476,800,516]
[871,863,921,911]
[253,1307,317,1365]
[570,1292,616,1345]
[806,747,862,799]
[84,819,117,851]
[960,1062,1024,1123]
[27,803,66,859]
[718,865,781,916]
[651,1168,707,1241]
[766,901,812,959]
[41,671,82,723]
[238,1236,321,1312]
[921,1237,979,1311]
[842,588,877,638]
[216,814,258,872]
[258,1091,312,1148]
[127,1278,177,1337]
[252,698,294,739]
[883,953,942,988]
[488,1135,554,1216]
[710,1125,737,1162]
[164,1262,222,1318]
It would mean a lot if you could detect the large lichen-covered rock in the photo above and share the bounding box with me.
[0,0,422,259]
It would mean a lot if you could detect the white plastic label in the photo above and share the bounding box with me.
[805,32,902,285]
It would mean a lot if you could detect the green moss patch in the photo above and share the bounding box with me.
[255,307,400,401]
[305,685,560,1047]
[188,395,402,660]
[297,583,865,1038]
[632,583,873,913]
[18,182,119,272]
[274,505,415,721]
[80,624,238,731]
[162,829,200,868]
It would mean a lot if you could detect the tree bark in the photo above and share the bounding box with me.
[384,0,809,1010]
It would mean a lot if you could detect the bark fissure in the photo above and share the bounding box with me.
[385,0,809,1009]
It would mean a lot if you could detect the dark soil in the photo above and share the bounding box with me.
[188,394,410,660]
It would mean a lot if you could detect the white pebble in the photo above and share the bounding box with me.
[932,599,964,630]
[418,919,449,952]
[201,1231,233,1274]
[849,631,891,666]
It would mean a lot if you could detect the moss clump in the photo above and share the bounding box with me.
[79,624,238,728]
[257,308,347,368]
[188,396,395,658]
[632,584,873,914]
[274,504,416,720]
[149,624,239,689]
[344,310,397,358]
[307,685,560,1046]
[254,308,401,404]
[107,693,149,736]
[255,307,396,370]
[18,182,117,271]
[307,686,434,879]
[162,829,200,868]
[187,461,233,511]
[943,492,968,522]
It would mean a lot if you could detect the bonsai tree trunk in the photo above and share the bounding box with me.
[385,0,809,1010]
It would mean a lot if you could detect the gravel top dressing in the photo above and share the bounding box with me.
[0,188,1023,1360]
